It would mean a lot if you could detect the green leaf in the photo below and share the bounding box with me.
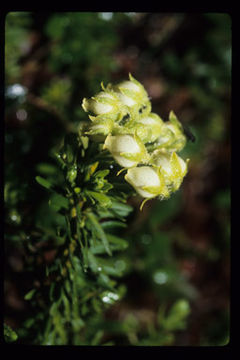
[86,190,112,208]
[64,133,78,164]
[110,201,133,217]
[72,318,85,332]
[107,234,129,250]
[49,193,69,211]
[97,273,115,291]
[100,263,122,277]
[101,220,127,230]
[24,288,36,300]
[80,136,89,149]
[95,256,128,278]
[4,323,18,343]
[90,234,128,255]
[91,330,104,346]
[36,162,58,176]
[99,182,113,192]
[94,169,110,178]
[169,299,191,318]
[35,175,53,190]
[97,209,117,220]
[86,212,112,256]
[162,299,191,331]
[88,251,100,273]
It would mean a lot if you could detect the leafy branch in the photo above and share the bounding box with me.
[19,74,190,345]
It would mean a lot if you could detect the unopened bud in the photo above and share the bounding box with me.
[151,150,188,191]
[134,112,164,143]
[103,134,149,168]
[113,74,151,118]
[85,117,114,136]
[125,166,169,199]
[67,165,77,184]
[82,90,125,121]
[154,111,187,152]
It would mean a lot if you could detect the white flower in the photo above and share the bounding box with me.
[113,74,151,116]
[134,112,164,143]
[125,166,169,199]
[154,111,187,152]
[151,150,188,191]
[82,92,112,114]
[118,80,141,93]
[103,134,149,168]
[115,90,137,107]
[82,90,125,121]
[85,118,114,135]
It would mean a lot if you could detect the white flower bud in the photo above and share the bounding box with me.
[85,118,114,136]
[151,150,188,191]
[113,74,151,117]
[154,111,187,152]
[125,166,169,199]
[116,91,137,107]
[154,124,175,146]
[103,134,149,168]
[82,90,125,121]
[134,112,164,143]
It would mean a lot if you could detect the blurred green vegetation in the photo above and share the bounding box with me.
[4,12,231,345]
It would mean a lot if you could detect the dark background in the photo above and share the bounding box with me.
[4,12,231,345]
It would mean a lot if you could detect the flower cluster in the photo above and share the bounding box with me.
[82,74,189,208]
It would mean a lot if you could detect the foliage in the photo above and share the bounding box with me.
[14,133,134,345]
[4,323,18,343]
